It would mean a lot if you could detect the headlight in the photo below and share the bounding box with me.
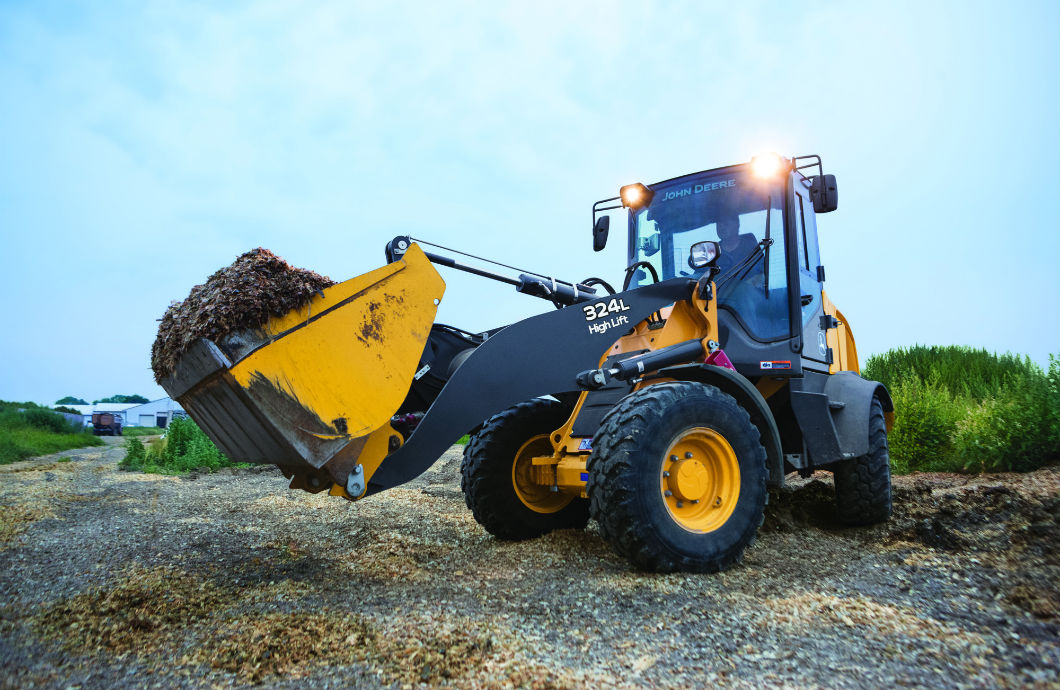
[620,182,654,210]
[750,152,787,179]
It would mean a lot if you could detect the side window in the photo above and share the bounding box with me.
[795,196,808,271]
[802,193,821,273]
[794,186,822,326]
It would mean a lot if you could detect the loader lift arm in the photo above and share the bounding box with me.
[385,235,602,308]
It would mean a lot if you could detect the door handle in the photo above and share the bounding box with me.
[800,294,814,307]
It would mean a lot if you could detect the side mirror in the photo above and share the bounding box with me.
[810,174,838,213]
[689,241,721,269]
[593,216,610,252]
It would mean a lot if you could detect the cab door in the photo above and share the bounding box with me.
[792,178,830,371]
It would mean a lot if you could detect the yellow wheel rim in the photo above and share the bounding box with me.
[511,434,574,514]
[660,427,741,533]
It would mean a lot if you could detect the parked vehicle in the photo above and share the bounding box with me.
[91,412,123,436]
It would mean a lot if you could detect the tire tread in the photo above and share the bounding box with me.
[834,397,892,526]
[461,399,589,540]
[587,381,767,573]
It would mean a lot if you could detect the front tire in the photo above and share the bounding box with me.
[833,396,892,525]
[461,398,589,540]
[588,381,768,573]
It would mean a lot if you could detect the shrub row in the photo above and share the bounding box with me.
[0,405,102,464]
[863,346,1059,473]
[120,417,243,474]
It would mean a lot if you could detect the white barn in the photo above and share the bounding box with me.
[61,399,185,428]
[123,398,186,428]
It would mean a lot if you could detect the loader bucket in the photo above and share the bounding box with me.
[158,244,445,496]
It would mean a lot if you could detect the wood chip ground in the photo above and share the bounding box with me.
[1,440,1057,689]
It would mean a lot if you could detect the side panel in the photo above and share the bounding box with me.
[821,290,859,374]
[791,370,892,466]
[824,371,893,456]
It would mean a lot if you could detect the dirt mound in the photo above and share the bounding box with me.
[151,248,335,382]
[890,477,1060,619]
[762,478,838,532]
[761,468,1060,620]
[890,477,1059,553]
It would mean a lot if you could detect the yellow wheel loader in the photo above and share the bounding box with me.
[159,153,893,573]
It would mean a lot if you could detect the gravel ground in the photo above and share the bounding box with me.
[1,438,1057,689]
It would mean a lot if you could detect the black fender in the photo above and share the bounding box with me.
[824,371,892,459]
[367,278,696,494]
[790,370,892,467]
[654,363,786,488]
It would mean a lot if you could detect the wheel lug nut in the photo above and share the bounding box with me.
[714,497,722,507]
[685,452,693,459]
[692,499,699,504]
[676,501,684,508]
[669,455,678,462]
[664,490,673,497]
[663,471,670,477]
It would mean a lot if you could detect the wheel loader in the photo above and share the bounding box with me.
[159,153,893,573]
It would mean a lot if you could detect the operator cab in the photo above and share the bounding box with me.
[593,154,839,378]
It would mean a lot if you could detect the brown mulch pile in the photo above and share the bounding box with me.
[151,248,335,382]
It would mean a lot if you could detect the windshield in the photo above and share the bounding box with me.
[628,166,790,340]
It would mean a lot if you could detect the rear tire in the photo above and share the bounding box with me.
[461,398,589,540]
[587,381,768,573]
[833,396,892,525]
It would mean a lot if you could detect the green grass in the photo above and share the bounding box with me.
[863,346,1059,474]
[0,405,103,465]
[122,426,165,437]
[120,417,245,475]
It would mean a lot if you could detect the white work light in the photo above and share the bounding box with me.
[620,183,654,210]
[750,152,787,179]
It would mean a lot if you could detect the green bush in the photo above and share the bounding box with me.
[863,345,1038,399]
[884,376,964,474]
[863,346,1059,474]
[0,408,80,435]
[0,403,101,464]
[120,417,241,475]
[121,436,148,470]
[0,426,102,464]
[20,408,81,434]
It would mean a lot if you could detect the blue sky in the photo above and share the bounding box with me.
[1,1,1057,405]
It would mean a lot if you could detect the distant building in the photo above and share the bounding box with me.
[62,400,184,428]
[123,398,186,428]
[65,405,94,425]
